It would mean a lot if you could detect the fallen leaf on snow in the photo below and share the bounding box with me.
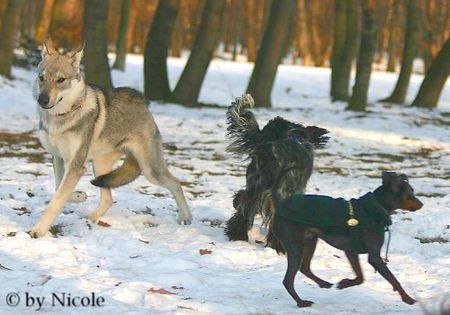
[199,249,213,255]
[97,221,111,227]
[148,287,175,295]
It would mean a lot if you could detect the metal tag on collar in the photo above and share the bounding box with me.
[347,200,359,226]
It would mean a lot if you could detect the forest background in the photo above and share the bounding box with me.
[0,0,449,110]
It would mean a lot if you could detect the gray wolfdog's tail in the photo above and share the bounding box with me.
[91,154,141,188]
[226,94,262,158]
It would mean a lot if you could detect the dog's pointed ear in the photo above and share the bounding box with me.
[382,171,404,193]
[382,171,396,184]
[69,42,85,68]
[42,38,57,58]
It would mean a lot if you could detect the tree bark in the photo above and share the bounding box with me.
[246,0,297,107]
[143,0,180,101]
[245,0,257,62]
[347,0,387,111]
[112,0,131,71]
[83,0,112,89]
[50,0,83,49]
[412,37,450,108]
[385,0,400,72]
[297,0,313,66]
[169,0,225,107]
[330,0,359,101]
[381,0,419,104]
[34,0,55,43]
[0,0,25,78]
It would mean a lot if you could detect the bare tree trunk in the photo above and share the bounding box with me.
[246,0,297,108]
[347,0,387,111]
[381,0,419,104]
[50,0,84,49]
[330,0,359,101]
[412,37,450,108]
[112,0,131,71]
[126,0,137,53]
[385,0,400,72]
[144,0,180,101]
[83,0,112,89]
[245,0,257,62]
[0,0,25,78]
[297,0,313,66]
[34,0,55,43]
[231,0,242,61]
[169,0,225,107]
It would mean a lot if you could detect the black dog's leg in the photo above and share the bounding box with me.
[225,211,249,241]
[275,220,314,308]
[299,237,333,288]
[283,246,314,307]
[225,190,251,241]
[367,253,416,304]
[363,231,416,305]
[337,251,364,289]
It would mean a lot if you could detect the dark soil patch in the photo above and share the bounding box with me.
[0,131,45,163]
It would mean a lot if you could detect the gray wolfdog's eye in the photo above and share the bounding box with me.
[38,74,44,81]
[56,77,66,84]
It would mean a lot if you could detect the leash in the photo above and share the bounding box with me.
[384,226,391,263]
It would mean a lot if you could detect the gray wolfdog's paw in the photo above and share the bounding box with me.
[178,218,192,225]
[28,226,47,238]
[178,214,192,225]
[68,191,87,203]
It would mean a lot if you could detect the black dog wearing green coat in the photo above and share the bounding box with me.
[272,172,423,307]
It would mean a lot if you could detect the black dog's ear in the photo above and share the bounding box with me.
[382,171,408,193]
[382,171,397,184]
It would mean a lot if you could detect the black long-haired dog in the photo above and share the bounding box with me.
[224,94,329,250]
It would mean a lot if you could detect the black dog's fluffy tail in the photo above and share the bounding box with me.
[305,125,329,149]
[226,94,261,157]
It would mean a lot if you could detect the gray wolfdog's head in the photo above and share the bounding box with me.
[33,39,85,115]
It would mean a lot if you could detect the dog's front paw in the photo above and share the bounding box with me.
[297,300,313,308]
[68,191,87,203]
[178,212,192,225]
[28,227,47,238]
[401,295,416,305]
[318,281,333,289]
[178,218,192,225]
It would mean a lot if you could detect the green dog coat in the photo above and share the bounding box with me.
[275,192,391,253]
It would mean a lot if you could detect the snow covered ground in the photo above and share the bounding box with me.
[0,55,449,314]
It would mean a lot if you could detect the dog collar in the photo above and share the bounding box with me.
[55,103,83,117]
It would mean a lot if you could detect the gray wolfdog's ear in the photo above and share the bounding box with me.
[42,38,57,58]
[68,42,85,68]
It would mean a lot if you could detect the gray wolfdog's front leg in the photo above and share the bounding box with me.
[30,162,86,238]
[53,155,87,203]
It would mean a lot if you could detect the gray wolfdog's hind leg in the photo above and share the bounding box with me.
[88,152,122,223]
[53,155,87,203]
[130,139,192,224]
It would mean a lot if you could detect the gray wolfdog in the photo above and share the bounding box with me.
[30,39,192,237]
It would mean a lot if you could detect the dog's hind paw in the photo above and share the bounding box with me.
[297,300,313,308]
[68,191,87,203]
[337,278,363,289]
[318,281,333,289]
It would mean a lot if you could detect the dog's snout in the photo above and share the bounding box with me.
[400,197,423,211]
[38,94,50,107]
